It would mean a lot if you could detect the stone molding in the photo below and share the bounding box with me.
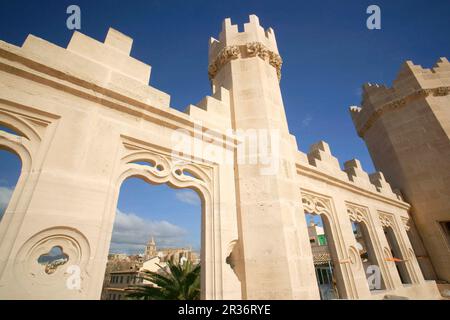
[208,42,283,81]
[355,86,450,137]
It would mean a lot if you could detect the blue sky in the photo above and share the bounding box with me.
[0,0,449,254]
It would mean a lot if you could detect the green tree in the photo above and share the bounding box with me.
[126,260,201,300]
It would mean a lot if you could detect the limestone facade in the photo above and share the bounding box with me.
[0,15,442,299]
[350,58,450,284]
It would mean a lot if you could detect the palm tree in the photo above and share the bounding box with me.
[125,260,201,300]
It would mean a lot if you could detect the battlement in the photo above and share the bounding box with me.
[8,28,172,110]
[297,141,403,201]
[0,27,245,141]
[208,14,279,64]
[350,57,450,137]
[65,28,151,84]
[207,15,283,81]
[184,87,232,130]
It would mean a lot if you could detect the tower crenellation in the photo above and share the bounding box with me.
[350,57,450,138]
[208,15,282,82]
[351,56,450,283]
[209,15,278,63]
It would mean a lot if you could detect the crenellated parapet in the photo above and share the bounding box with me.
[208,15,282,81]
[306,141,348,180]
[350,57,450,137]
[6,28,171,110]
[296,141,403,202]
[343,158,377,192]
[184,87,232,129]
[0,27,238,140]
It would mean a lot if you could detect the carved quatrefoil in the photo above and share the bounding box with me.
[37,246,69,274]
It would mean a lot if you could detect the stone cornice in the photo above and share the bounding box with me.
[356,86,450,137]
[208,42,283,81]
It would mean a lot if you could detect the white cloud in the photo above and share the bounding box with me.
[175,190,200,205]
[110,209,188,254]
[0,186,13,218]
[301,115,313,127]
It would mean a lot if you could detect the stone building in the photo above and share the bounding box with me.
[143,237,157,261]
[101,237,198,299]
[100,254,142,300]
[350,58,450,293]
[103,269,144,300]
[0,15,446,299]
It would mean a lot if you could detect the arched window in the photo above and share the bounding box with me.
[101,177,201,300]
[383,226,412,284]
[351,220,386,290]
[306,212,343,300]
[0,125,23,225]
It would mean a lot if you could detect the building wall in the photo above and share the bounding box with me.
[350,59,450,282]
[0,27,241,299]
[0,15,442,299]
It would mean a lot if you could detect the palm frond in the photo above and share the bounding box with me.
[125,261,201,300]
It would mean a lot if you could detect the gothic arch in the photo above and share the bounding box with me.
[301,192,359,299]
[378,211,420,284]
[98,139,222,299]
[0,112,36,265]
[346,204,393,290]
[0,109,38,175]
[0,109,42,143]
[0,105,59,279]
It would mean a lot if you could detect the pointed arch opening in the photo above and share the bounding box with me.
[383,226,412,284]
[305,212,344,300]
[0,149,21,224]
[0,125,25,228]
[101,176,202,300]
[350,220,386,291]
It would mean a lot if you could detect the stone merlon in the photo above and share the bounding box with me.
[349,57,450,137]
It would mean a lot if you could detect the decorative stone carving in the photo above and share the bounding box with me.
[208,45,241,80]
[121,141,212,190]
[433,86,450,96]
[208,42,282,81]
[268,51,283,80]
[246,42,269,60]
[38,246,69,274]
[356,86,450,137]
[378,211,394,228]
[301,192,332,217]
[346,204,369,223]
[401,216,410,231]
[14,227,90,291]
